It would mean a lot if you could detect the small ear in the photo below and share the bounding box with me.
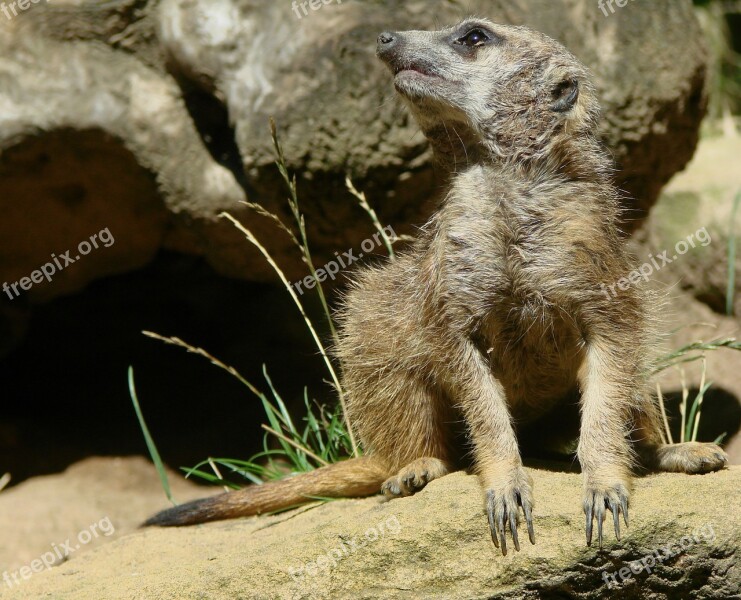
[550,78,579,112]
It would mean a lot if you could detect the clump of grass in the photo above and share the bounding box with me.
[656,360,720,445]
[218,213,356,456]
[184,394,354,488]
[653,336,741,445]
[136,332,355,488]
[131,120,398,493]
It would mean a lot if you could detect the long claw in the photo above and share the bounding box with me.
[509,507,520,552]
[621,495,629,527]
[486,492,499,548]
[497,510,508,556]
[585,498,594,547]
[597,505,604,550]
[484,473,536,555]
[523,500,535,545]
[610,498,621,541]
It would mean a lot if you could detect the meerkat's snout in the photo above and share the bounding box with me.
[376,31,439,79]
[376,31,411,75]
[376,30,405,70]
[376,28,460,117]
[376,31,398,56]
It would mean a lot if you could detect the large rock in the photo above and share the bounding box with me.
[4,467,739,599]
[0,0,707,299]
[0,456,211,573]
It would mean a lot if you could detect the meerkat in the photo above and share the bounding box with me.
[146,18,728,554]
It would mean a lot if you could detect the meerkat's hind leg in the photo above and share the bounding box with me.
[631,402,728,474]
[381,457,451,498]
[651,442,728,474]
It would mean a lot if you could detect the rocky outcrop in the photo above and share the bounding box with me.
[0,0,708,300]
[3,461,738,599]
[0,457,211,573]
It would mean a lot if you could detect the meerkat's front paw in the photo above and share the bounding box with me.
[655,442,728,474]
[484,466,535,555]
[381,457,449,498]
[583,478,629,549]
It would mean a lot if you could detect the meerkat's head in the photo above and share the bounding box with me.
[377,18,602,170]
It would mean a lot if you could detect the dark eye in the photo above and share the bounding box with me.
[457,28,491,47]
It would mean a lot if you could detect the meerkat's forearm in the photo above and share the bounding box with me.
[451,342,520,468]
[577,340,636,477]
[577,338,636,547]
[448,339,534,553]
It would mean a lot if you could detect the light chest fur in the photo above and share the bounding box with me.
[423,164,615,416]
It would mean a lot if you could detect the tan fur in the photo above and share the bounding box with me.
[143,456,389,526]
[145,19,727,550]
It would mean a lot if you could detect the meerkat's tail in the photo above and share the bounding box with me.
[143,455,389,527]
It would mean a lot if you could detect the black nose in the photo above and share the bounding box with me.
[377,31,400,60]
[377,31,400,52]
[378,32,396,46]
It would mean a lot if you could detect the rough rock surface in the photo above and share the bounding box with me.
[3,463,739,599]
[0,0,707,298]
[0,456,212,573]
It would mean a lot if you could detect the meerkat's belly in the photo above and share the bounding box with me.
[480,298,585,421]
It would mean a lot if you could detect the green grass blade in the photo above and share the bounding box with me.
[304,392,327,456]
[202,459,266,484]
[128,366,175,505]
[653,338,741,374]
[260,395,300,465]
[686,380,713,442]
[179,467,242,489]
[263,365,298,435]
